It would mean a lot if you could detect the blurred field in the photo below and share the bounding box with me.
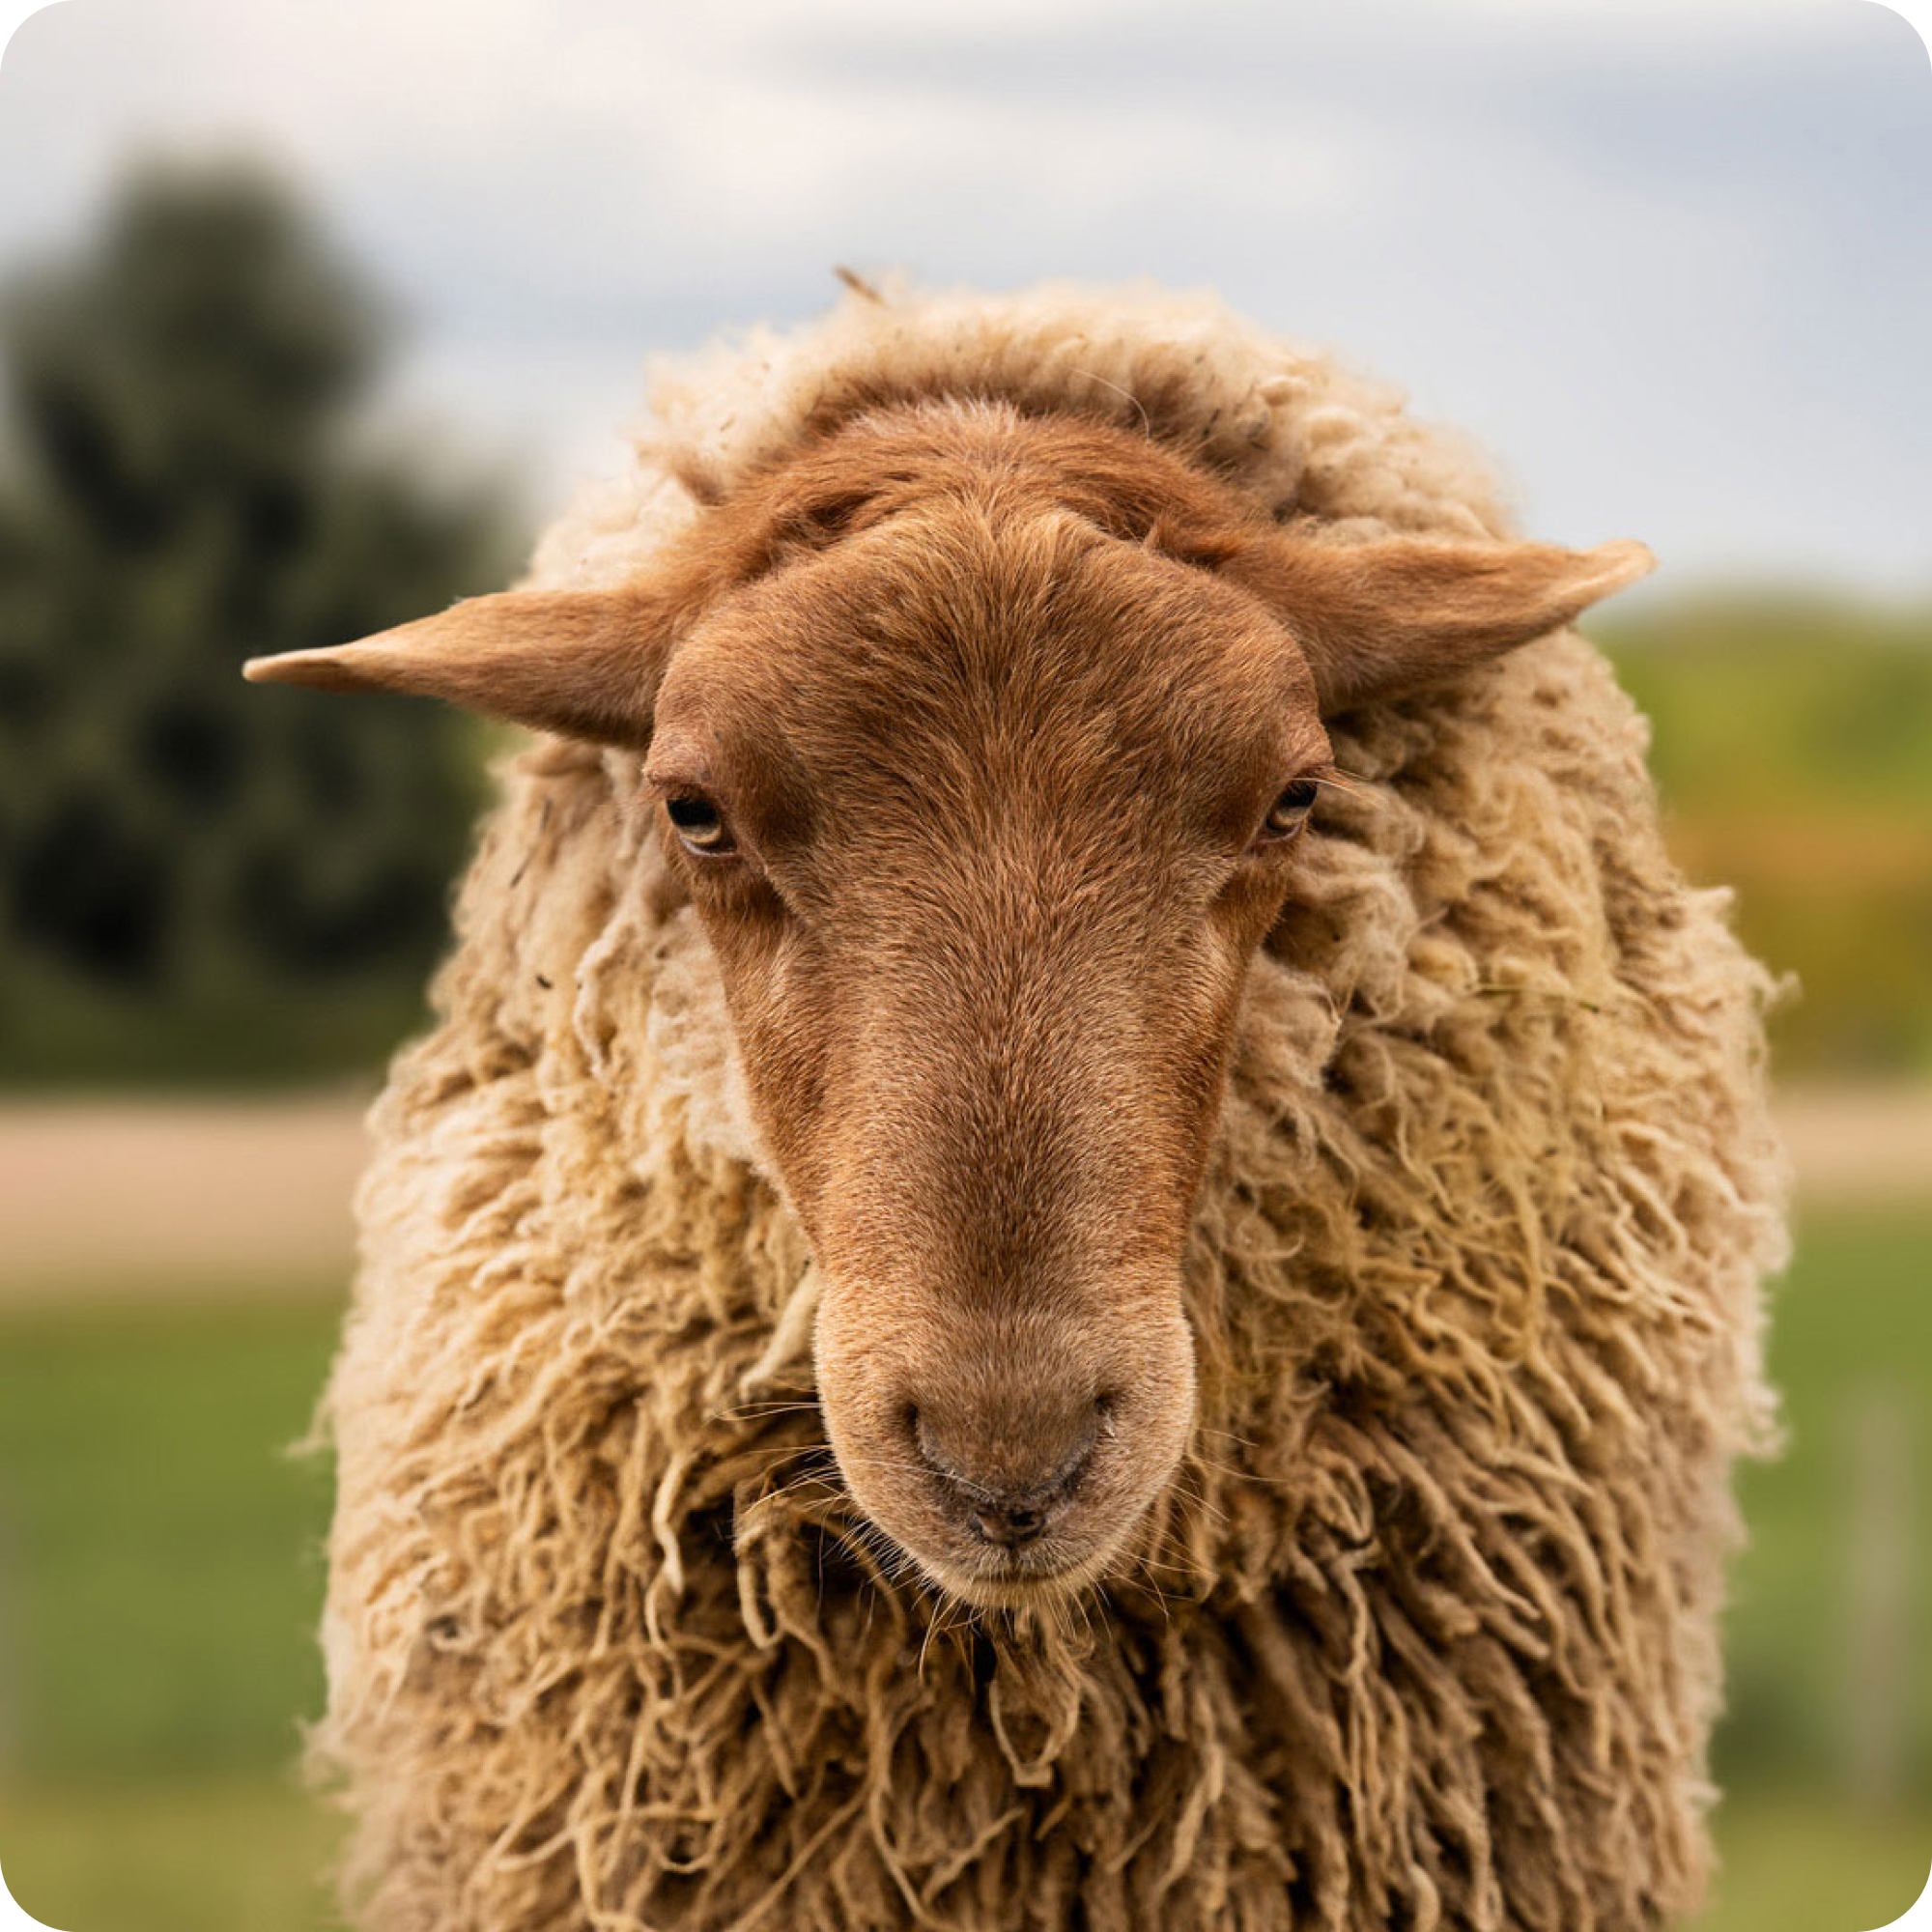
[1,1777,339,1932]
[0,1297,340,1931]
[0,1204,1925,1931]
[1596,596,1932,1085]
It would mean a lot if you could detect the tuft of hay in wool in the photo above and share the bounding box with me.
[309,285,1787,1932]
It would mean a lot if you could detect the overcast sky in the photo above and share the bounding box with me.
[0,0,1926,601]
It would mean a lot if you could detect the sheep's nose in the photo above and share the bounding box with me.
[909,1396,1102,1548]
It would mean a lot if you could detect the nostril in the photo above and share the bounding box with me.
[908,1405,944,1473]
[972,1502,1048,1548]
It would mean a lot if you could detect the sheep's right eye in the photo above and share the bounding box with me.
[1256,778,1319,843]
[667,793,734,855]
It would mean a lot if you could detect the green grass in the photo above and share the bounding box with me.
[1,1775,342,1932]
[1718,1208,1932,1799]
[0,1295,340,1778]
[0,1208,1927,1930]
[1701,1797,1929,1932]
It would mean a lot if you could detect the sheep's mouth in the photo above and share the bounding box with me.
[895,1521,1129,1610]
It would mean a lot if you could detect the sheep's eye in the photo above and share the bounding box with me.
[667,793,733,855]
[1260,779,1319,841]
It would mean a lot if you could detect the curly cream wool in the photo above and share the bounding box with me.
[308,285,1786,1931]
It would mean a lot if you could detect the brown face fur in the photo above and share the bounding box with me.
[647,416,1329,1600]
[246,399,1652,1605]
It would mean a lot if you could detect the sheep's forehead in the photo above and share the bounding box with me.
[658,498,1315,836]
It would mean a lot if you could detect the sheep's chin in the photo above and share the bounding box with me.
[895,1532,1128,1613]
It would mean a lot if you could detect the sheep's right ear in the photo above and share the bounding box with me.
[242,584,674,748]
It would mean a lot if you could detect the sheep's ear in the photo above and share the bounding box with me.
[1228,534,1654,715]
[242,585,672,748]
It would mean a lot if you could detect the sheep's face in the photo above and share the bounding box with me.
[244,400,1652,1607]
[650,487,1321,1603]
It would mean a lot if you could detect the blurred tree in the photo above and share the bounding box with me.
[0,163,523,1086]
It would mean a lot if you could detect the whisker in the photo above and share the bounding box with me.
[712,1401,822,1424]
[1194,1423,1264,1453]
[1068,365,1152,440]
[1309,763,1373,803]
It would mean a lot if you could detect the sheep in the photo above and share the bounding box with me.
[247,284,1787,1932]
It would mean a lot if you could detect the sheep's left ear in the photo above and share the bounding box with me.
[1226,533,1655,715]
[242,583,675,748]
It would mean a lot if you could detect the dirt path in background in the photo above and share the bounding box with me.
[0,1093,374,1303]
[1771,1086,1932,1212]
[0,1085,1926,1305]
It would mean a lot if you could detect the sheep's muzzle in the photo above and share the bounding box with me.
[812,1266,1200,1604]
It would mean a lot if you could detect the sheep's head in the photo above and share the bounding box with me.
[247,401,1651,1606]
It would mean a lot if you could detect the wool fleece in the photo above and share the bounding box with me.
[310,285,1786,1932]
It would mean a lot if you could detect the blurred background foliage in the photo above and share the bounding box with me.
[0,163,523,1088]
[1602,595,1932,1082]
[0,161,1924,1932]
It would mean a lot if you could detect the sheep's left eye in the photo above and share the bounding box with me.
[667,793,733,855]
[1260,779,1319,841]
